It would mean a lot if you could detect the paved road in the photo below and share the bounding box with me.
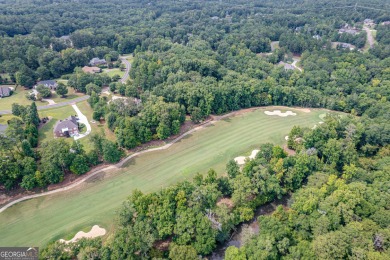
[0,95,90,115]
[120,56,131,83]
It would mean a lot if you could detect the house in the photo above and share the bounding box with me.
[313,35,321,40]
[89,57,106,66]
[339,43,355,50]
[382,21,390,25]
[339,24,360,35]
[278,61,295,71]
[364,19,374,25]
[82,66,102,74]
[53,116,79,137]
[35,80,58,90]
[0,86,11,97]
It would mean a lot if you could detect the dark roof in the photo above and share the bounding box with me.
[37,80,57,86]
[53,116,78,132]
[0,86,10,96]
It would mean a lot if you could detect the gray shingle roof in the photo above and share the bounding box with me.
[53,116,78,133]
[0,86,11,96]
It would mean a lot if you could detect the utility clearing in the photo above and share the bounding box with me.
[0,106,331,247]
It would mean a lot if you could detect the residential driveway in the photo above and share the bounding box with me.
[292,57,303,72]
[363,25,375,48]
[71,104,91,140]
[0,95,90,115]
[120,57,131,83]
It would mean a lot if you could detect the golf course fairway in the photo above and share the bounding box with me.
[0,107,329,247]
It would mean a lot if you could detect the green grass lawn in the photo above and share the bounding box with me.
[38,105,78,144]
[49,87,85,103]
[37,101,114,152]
[103,68,125,78]
[0,86,46,110]
[0,114,16,124]
[0,107,331,247]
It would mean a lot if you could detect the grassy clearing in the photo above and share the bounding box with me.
[0,107,331,247]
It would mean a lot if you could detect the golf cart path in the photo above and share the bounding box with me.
[72,104,91,140]
[0,106,313,213]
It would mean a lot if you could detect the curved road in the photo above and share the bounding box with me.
[0,95,90,115]
[120,56,131,83]
[0,108,258,213]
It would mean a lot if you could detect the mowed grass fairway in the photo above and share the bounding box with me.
[0,107,329,247]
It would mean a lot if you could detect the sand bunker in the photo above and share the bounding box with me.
[234,150,260,165]
[234,156,247,165]
[285,136,289,140]
[264,110,297,117]
[249,149,260,159]
[59,225,106,244]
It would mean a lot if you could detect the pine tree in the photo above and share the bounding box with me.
[27,102,40,127]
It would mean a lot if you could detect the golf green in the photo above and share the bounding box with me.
[0,107,328,247]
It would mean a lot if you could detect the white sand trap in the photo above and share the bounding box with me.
[264,110,297,117]
[59,225,106,244]
[249,149,260,159]
[235,149,260,165]
[285,136,289,140]
[234,156,247,165]
[319,121,324,124]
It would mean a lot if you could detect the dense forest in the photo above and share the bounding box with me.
[0,0,390,258]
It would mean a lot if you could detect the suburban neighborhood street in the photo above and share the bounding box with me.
[0,95,90,115]
[120,56,131,83]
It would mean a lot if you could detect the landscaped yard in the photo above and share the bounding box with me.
[0,114,16,124]
[38,105,78,144]
[49,87,84,103]
[38,101,114,151]
[0,86,46,110]
[102,68,125,78]
[0,107,332,247]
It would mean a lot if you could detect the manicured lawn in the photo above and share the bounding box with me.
[103,68,125,78]
[0,107,331,247]
[0,86,47,110]
[37,101,114,151]
[38,105,78,144]
[0,114,16,124]
[49,87,84,103]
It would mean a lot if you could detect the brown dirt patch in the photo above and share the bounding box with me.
[217,197,235,209]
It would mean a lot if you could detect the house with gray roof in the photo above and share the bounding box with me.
[53,116,79,137]
[34,80,58,90]
[0,86,11,97]
[89,57,106,66]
